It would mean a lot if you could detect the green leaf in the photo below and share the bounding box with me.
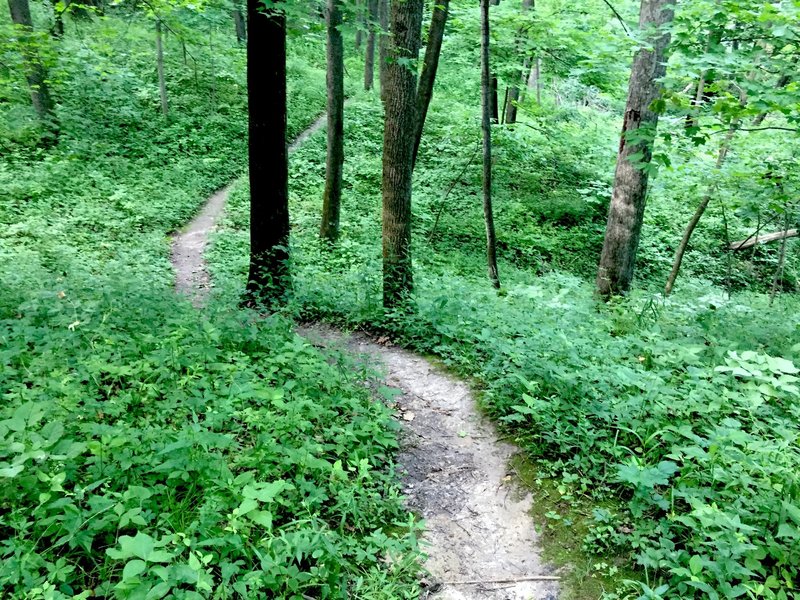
[122,559,147,580]
[689,554,703,575]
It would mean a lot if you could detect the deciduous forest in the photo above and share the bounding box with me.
[1,0,799,598]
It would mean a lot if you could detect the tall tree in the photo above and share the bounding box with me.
[595,0,675,298]
[364,0,378,90]
[7,0,58,132]
[382,0,423,308]
[480,0,500,288]
[378,0,389,102]
[504,0,533,125]
[246,0,290,304]
[320,0,345,242]
[155,20,169,116]
[411,0,449,167]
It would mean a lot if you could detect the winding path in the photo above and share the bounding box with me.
[170,113,560,599]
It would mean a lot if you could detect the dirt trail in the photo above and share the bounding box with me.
[301,325,559,600]
[170,111,559,599]
[170,112,330,304]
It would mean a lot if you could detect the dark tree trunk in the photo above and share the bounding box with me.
[246,0,290,305]
[321,0,345,242]
[480,0,500,288]
[155,20,169,116]
[382,0,423,309]
[490,76,499,123]
[378,0,389,102]
[7,0,58,132]
[411,0,449,168]
[595,0,675,298]
[364,0,378,90]
[233,6,246,44]
[504,0,534,125]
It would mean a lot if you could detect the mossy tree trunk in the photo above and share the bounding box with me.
[382,0,423,309]
[595,0,675,298]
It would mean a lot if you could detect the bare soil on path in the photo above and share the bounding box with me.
[169,112,560,599]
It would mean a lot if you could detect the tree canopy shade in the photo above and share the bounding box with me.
[245,0,290,305]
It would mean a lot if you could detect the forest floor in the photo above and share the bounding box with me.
[169,118,561,599]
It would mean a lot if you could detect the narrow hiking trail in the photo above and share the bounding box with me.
[170,112,330,304]
[170,116,560,600]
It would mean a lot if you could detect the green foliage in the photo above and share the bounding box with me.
[207,90,800,598]
[0,10,420,599]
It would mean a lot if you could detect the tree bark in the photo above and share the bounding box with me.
[155,20,168,116]
[246,0,290,305]
[7,0,58,131]
[663,126,735,296]
[480,0,500,288]
[233,6,246,44]
[595,0,675,298]
[490,76,499,123]
[321,0,345,242]
[504,0,534,125]
[382,0,423,309]
[378,0,389,103]
[364,0,378,90]
[411,0,449,168]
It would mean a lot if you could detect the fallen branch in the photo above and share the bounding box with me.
[445,575,561,585]
[729,229,798,251]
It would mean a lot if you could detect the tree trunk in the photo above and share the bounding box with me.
[504,0,534,125]
[382,0,423,309]
[364,0,378,90]
[321,0,345,242]
[155,20,168,116]
[355,0,363,50]
[595,0,675,298]
[490,76,499,123]
[410,0,448,167]
[378,0,389,103]
[663,127,736,295]
[480,0,500,288]
[51,0,65,38]
[246,0,290,305]
[7,0,58,131]
[233,6,246,44]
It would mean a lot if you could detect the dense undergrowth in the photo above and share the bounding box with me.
[0,14,421,599]
[210,85,800,598]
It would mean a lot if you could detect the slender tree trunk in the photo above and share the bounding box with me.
[480,0,500,288]
[7,0,58,131]
[382,0,424,309]
[752,73,790,127]
[355,0,363,50]
[411,0,449,168]
[412,0,449,161]
[321,0,345,242]
[769,208,791,305]
[364,0,378,90]
[233,6,246,44]
[246,0,290,305]
[155,20,168,116]
[663,127,736,295]
[505,0,534,124]
[595,0,675,298]
[378,0,389,103]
